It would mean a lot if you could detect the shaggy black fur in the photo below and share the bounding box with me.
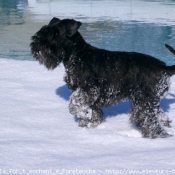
[30,17,175,138]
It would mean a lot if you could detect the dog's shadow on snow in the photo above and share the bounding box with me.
[56,84,71,101]
[160,93,175,113]
[56,84,175,117]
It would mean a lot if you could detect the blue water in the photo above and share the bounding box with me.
[1,0,175,65]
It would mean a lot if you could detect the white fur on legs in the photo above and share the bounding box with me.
[69,88,92,119]
[69,88,103,127]
[158,108,172,127]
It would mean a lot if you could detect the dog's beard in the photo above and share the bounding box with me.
[30,25,65,70]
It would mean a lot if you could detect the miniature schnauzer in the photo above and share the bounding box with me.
[30,17,175,138]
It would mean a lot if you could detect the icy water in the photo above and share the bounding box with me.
[1,0,175,65]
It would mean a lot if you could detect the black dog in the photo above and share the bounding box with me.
[30,17,175,138]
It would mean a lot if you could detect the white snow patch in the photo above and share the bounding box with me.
[1,59,175,173]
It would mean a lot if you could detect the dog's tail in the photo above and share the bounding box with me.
[165,44,175,76]
[165,44,175,55]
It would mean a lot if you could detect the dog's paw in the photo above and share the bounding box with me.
[143,129,172,139]
[78,118,100,128]
[141,124,172,138]
[159,132,173,138]
[154,130,173,138]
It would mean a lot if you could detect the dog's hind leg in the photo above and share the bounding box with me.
[69,88,104,128]
[130,94,170,138]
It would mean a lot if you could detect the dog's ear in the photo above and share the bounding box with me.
[65,19,82,37]
[49,17,61,26]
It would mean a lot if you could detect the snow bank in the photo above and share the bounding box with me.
[1,59,175,174]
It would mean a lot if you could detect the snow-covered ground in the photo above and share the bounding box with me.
[1,58,175,174]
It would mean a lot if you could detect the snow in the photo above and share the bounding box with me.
[1,58,175,174]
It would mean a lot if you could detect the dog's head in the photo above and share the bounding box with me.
[30,17,82,69]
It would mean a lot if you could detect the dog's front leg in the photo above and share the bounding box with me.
[69,88,103,128]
